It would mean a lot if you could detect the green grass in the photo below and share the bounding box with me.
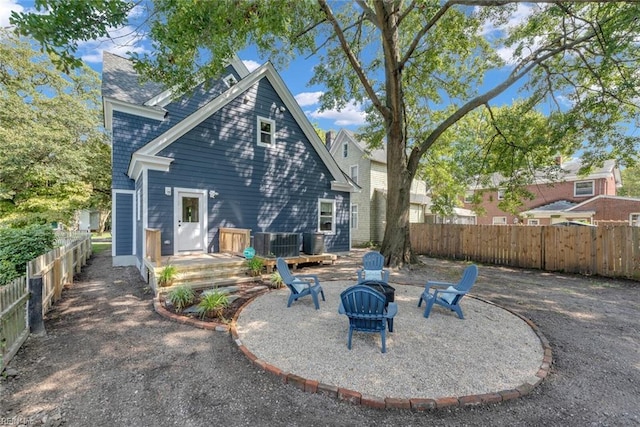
[91,231,112,239]
[92,242,111,254]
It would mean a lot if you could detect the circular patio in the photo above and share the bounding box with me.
[233,281,550,408]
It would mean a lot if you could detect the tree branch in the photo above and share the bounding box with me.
[407,29,603,174]
[400,2,452,68]
[317,0,389,120]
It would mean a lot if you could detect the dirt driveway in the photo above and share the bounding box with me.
[1,249,638,426]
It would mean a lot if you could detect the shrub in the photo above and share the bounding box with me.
[197,289,229,319]
[166,285,195,312]
[0,224,55,286]
[157,265,178,287]
[245,258,264,277]
[269,272,284,289]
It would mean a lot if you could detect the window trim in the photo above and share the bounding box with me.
[318,198,336,234]
[349,165,359,184]
[257,116,276,148]
[630,213,640,226]
[223,74,238,88]
[350,203,358,230]
[497,188,505,200]
[527,219,540,226]
[463,191,474,204]
[492,216,507,225]
[342,142,348,158]
[574,180,595,197]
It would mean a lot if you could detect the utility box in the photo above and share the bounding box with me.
[303,232,325,255]
[254,232,300,258]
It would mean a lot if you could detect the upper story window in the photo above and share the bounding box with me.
[257,116,276,147]
[575,180,594,197]
[223,74,238,88]
[342,142,348,158]
[630,213,640,227]
[497,188,505,200]
[350,165,359,184]
[464,192,474,204]
[318,199,336,234]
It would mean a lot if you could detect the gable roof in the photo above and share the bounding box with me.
[108,58,353,192]
[331,129,387,164]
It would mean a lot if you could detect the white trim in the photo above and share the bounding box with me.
[350,203,359,230]
[173,188,208,254]
[128,153,174,180]
[229,53,251,78]
[103,97,166,131]
[497,188,505,200]
[257,116,276,147]
[492,216,507,225]
[331,181,354,192]
[527,219,540,225]
[568,194,640,211]
[329,130,365,158]
[144,89,175,108]
[223,74,238,88]
[130,62,354,192]
[630,213,640,226]
[349,165,359,184]
[574,180,595,197]
[318,198,336,235]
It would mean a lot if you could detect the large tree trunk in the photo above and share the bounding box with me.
[375,1,413,268]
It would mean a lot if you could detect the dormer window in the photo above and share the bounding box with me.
[223,74,238,88]
[343,142,348,158]
[257,116,276,147]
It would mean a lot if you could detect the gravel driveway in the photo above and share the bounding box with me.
[1,248,638,426]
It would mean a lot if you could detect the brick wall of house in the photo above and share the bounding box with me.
[465,177,616,225]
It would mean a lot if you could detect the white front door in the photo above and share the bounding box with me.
[175,189,206,253]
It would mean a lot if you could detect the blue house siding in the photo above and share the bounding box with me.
[147,77,350,254]
[135,178,143,263]
[114,192,134,256]
[111,66,242,191]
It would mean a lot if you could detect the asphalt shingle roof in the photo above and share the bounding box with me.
[101,51,166,105]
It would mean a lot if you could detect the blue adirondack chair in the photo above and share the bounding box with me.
[338,285,398,353]
[356,251,390,283]
[276,258,325,310]
[417,264,478,319]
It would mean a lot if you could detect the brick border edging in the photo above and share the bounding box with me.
[153,297,231,332]
[228,293,553,411]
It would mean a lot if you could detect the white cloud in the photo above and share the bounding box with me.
[480,4,535,36]
[0,0,24,27]
[294,91,323,107]
[243,59,261,72]
[308,100,367,126]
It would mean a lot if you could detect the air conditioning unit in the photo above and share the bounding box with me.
[253,232,300,258]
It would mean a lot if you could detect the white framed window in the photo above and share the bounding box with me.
[630,213,640,226]
[527,219,540,225]
[342,142,348,158]
[257,116,276,147]
[574,180,594,197]
[497,188,505,200]
[492,216,507,225]
[318,199,336,234]
[351,204,358,229]
[136,189,141,221]
[223,74,238,88]
[464,192,474,204]
[349,165,359,184]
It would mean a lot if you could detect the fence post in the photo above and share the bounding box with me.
[28,275,46,336]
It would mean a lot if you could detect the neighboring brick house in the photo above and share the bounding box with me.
[464,158,640,226]
[328,130,428,245]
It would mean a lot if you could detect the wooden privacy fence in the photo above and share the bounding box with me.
[1,233,92,371]
[410,224,640,280]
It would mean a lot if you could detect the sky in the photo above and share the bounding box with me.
[0,1,571,134]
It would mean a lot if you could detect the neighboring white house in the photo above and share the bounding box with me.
[328,130,428,245]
